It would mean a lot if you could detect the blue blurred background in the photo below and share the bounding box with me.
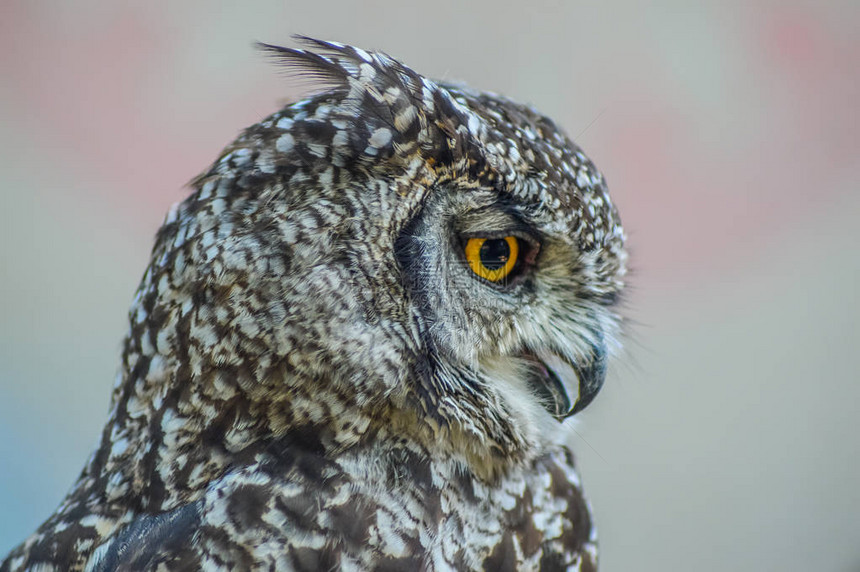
[1,1,858,570]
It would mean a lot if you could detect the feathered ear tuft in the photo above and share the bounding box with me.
[256,40,349,92]
[257,35,420,98]
[255,36,488,180]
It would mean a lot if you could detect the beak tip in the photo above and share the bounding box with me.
[565,341,608,419]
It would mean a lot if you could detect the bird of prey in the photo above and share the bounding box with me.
[1,37,625,571]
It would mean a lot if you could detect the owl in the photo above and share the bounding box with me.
[1,37,625,571]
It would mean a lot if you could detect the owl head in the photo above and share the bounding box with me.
[105,37,625,499]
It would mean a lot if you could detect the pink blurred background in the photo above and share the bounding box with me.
[1,1,858,570]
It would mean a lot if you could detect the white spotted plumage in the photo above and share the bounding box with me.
[2,36,626,571]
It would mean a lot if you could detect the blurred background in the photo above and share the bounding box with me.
[1,1,858,570]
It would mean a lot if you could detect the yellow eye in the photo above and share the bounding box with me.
[464,236,520,283]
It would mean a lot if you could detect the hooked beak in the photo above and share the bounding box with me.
[524,340,607,420]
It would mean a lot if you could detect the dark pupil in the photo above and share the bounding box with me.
[479,239,510,270]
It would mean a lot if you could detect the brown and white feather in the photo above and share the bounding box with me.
[2,37,624,572]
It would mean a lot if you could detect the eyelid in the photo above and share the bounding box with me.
[455,204,542,275]
[460,229,540,255]
[456,201,534,235]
